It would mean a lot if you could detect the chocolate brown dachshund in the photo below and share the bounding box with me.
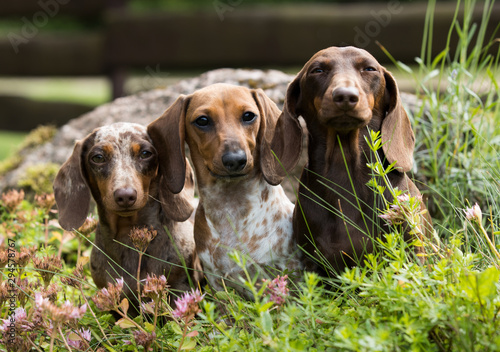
[281,46,432,276]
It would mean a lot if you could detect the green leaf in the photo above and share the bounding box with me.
[67,332,83,342]
[169,320,183,335]
[396,61,413,74]
[214,290,231,301]
[144,322,155,333]
[257,301,274,314]
[142,301,155,314]
[424,69,440,82]
[431,49,448,69]
[180,338,197,350]
[460,266,500,303]
[115,317,136,329]
[260,311,273,333]
[40,342,50,349]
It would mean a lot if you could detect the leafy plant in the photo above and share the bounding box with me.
[17,163,60,195]
[0,125,57,177]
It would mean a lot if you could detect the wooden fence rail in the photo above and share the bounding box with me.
[0,1,499,99]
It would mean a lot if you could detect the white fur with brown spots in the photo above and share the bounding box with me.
[148,84,304,297]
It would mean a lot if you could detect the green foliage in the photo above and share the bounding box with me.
[0,125,56,176]
[0,131,26,161]
[382,0,500,230]
[0,185,499,351]
[335,235,500,351]
[18,125,57,151]
[17,163,60,195]
[0,157,21,177]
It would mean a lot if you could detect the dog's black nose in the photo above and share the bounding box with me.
[222,150,247,172]
[332,87,359,110]
[114,188,137,207]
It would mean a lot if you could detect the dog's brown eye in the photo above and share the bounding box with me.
[311,68,324,74]
[139,150,153,159]
[194,116,210,127]
[242,111,256,123]
[364,66,377,72]
[91,154,105,164]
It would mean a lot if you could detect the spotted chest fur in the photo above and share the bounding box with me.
[196,177,301,290]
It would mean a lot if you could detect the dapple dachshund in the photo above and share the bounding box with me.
[54,122,202,313]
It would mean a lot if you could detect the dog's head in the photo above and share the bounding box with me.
[285,46,415,172]
[54,122,194,231]
[148,83,302,191]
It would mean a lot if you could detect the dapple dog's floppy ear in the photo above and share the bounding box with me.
[381,69,415,173]
[148,95,194,221]
[253,88,302,186]
[53,140,91,231]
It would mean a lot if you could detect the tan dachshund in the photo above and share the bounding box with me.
[148,84,303,296]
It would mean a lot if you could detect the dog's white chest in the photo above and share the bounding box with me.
[198,183,298,287]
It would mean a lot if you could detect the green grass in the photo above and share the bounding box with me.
[0,0,499,351]
[384,0,500,230]
[0,77,111,106]
[0,130,27,161]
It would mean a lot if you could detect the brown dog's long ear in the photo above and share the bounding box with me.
[283,73,302,119]
[381,69,415,173]
[148,95,194,221]
[148,95,189,194]
[53,141,91,231]
[254,88,303,186]
[157,161,195,222]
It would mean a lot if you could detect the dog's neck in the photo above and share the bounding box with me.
[302,120,383,216]
[307,123,373,177]
[199,175,267,219]
[197,175,290,234]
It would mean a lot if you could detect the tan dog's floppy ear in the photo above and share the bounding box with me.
[53,141,91,231]
[381,69,415,173]
[148,95,194,221]
[157,161,195,222]
[148,95,189,194]
[253,88,303,185]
